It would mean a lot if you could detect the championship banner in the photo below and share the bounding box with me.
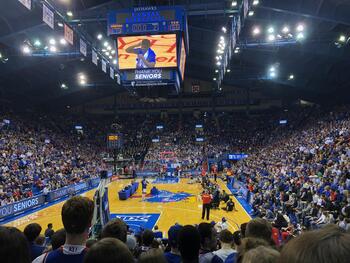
[92,50,98,65]
[243,0,249,18]
[102,59,107,73]
[237,15,241,36]
[116,73,121,85]
[80,39,87,57]
[64,24,74,45]
[117,34,177,70]
[19,0,31,10]
[110,67,114,79]
[43,4,54,29]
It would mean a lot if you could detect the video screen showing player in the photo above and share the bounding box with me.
[117,34,177,70]
[126,39,156,69]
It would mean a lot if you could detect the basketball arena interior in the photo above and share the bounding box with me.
[0,0,350,263]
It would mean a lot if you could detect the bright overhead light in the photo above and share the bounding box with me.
[216,61,221,66]
[0,53,2,59]
[227,69,231,72]
[22,45,31,54]
[79,79,86,85]
[282,26,290,33]
[252,27,261,35]
[220,36,225,41]
[49,46,57,52]
[34,40,41,47]
[296,24,304,32]
[61,83,68,89]
[338,35,346,43]
[222,27,227,33]
[267,34,276,42]
[66,11,73,17]
[109,55,112,59]
[111,50,116,55]
[107,46,112,51]
[288,33,294,38]
[113,59,117,65]
[269,66,276,72]
[97,34,103,40]
[248,11,254,16]
[289,74,294,80]
[253,0,259,5]
[58,22,64,27]
[49,38,56,45]
[105,51,110,56]
[213,77,217,81]
[277,34,282,39]
[103,41,109,47]
[234,49,239,54]
[215,69,219,73]
[267,27,274,34]
[269,72,277,78]
[232,1,237,7]
[296,32,305,40]
[79,74,86,80]
[60,38,67,45]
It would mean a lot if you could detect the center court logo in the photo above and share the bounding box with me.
[145,190,192,203]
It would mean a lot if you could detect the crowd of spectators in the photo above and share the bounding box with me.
[1,196,350,263]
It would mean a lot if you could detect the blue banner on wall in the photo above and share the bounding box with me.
[228,153,249,160]
[0,195,45,219]
[110,213,160,233]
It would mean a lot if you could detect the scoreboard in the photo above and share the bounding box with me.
[107,134,123,149]
[108,6,185,36]
[108,6,188,93]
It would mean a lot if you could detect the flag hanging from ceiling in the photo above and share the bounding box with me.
[64,24,74,45]
[80,39,87,57]
[102,60,107,73]
[19,0,31,10]
[92,50,98,65]
[110,67,114,79]
[43,4,54,29]
[243,0,249,18]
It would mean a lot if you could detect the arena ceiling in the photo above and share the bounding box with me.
[0,0,349,110]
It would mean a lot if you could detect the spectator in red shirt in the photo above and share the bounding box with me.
[201,190,213,221]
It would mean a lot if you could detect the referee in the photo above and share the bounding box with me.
[201,190,213,220]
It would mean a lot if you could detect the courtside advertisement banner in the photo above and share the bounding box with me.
[117,34,177,70]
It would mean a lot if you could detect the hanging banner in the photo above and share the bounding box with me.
[237,15,241,37]
[102,60,107,73]
[64,24,74,45]
[43,4,54,29]
[19,0,31,10]
[80,39,87,57]
[116,73,121,85]
[110,67,114,79]
[92,50,98,65]
[243,0,249,19]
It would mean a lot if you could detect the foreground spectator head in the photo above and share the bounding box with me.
[242,246,280,263]
[178,225,201,263]
[245,218,273,244]
[278,225,350,263]
[168,224,183,249]
[219,229,234,245]
[51,228,66,250]
[138,248,167,263]
[142,229,155,247]
[198,222,217,251]
[101,218,128,243]
[237,237,270,263]
[0,226,30,263]
[24,223,42,243]
[84,238,134,263]
[61,196,94,236]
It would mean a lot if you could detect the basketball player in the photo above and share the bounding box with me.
[141,177,149,201]
[125,39,156,69]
